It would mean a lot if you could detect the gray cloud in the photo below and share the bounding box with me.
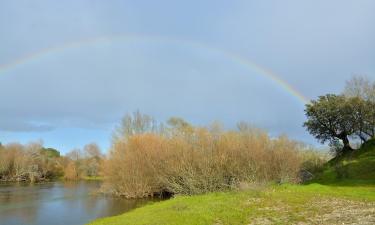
[0,119,54,132]
[0,42,306,133]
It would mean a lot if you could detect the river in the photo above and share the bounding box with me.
[0,181,156,225]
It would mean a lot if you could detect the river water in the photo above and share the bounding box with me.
[0,181,155,225]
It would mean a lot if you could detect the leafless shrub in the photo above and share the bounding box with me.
[0,141,64,182]
[103,116,305,198]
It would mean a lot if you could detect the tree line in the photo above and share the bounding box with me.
[0,141,103,182]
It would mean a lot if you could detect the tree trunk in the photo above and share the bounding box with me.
[358,133,367,144]
[341,135,353,153]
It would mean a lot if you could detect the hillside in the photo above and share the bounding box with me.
[313,139,375,185]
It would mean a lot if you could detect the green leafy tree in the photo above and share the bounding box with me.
[41,148,60,158]
[304,94,358,153]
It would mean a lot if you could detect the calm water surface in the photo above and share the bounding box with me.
[0,181,156,225]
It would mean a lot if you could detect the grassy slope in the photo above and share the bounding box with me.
[89,141,375,225]
[313,138,375,185]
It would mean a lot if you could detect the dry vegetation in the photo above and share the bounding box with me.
[0,141,103,182]
[0,141,63,182]
[101,112,315,198]
[63,143,104,180]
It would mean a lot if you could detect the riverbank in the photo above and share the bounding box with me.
[0,176,103,184]
[88,183,375,225]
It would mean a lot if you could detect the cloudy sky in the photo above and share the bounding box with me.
[1,0,374,153]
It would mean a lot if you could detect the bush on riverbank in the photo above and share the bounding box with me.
[63,143,104,181]
[0,141,63,182]
[0,141,104,182]
[102,113,306,198]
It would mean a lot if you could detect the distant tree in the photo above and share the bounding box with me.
[84,143,102,159]
[344,75,375,102]
[113,111,158,141]
[0,141,63,181]
[304,94,358,153]
[344,75,375,139]
[64,161,80,180]
[83,143,103,177]
[66,149,82,161]
[167,117,193,135]
[64,149,83,179]
[350,97,375,142]
[41,148,60,158]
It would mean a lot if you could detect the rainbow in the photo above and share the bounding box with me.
[0,34,309,104]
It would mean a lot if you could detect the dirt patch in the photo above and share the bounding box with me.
[306,198,375,225]
[247,197,375,225]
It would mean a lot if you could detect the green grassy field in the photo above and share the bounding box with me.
[88,183,375,225]
[89,141,375,225]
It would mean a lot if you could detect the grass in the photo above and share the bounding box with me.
[313,139,375,185]
[88,183,375,225]
[54,176,104,182]
[82,176,104,181]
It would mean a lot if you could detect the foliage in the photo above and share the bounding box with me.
[304,95,375,156]
[344,75,375,102]
[112,110,159,141]
[42,147,60,158]
[304,94,361,152]
[63,143,104,180]
[0,141,63,182]
[0,141,104,182]
[299,148,329,175]
[103,115,304,198]
[304,76,375,156]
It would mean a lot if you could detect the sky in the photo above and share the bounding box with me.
[1,0,375,153]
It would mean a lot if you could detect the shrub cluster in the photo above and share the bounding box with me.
[103,115,304,198]
[0,142,63,182]
[63,143,104,180]
[0,141,104,182]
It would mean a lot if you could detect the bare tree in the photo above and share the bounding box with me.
[113,110,158,141]
[83,143,103,177]
[344,75,375,102]
[344,76,375,139]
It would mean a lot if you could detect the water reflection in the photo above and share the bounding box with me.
[0,181,157,225]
